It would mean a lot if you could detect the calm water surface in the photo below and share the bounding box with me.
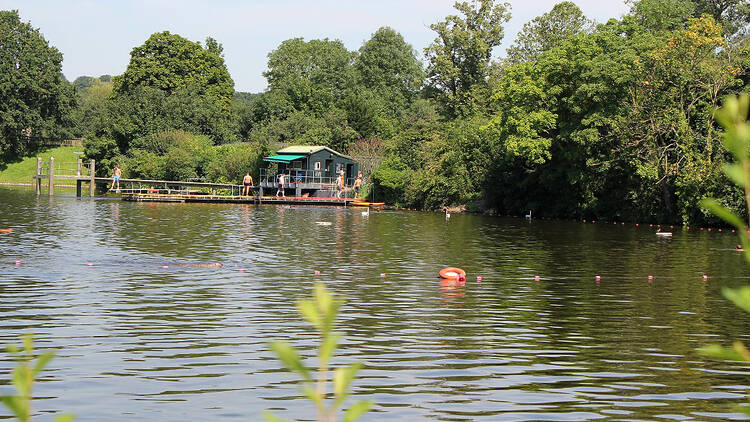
[1,188,750,421]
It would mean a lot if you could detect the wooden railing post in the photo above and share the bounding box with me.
[48,156,54,196]
[89,160,96,197]
[35,157,41,196]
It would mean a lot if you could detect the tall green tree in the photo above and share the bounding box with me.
[628,0,697,32]
[484,17,653,218]
[71,77,112,138]
[0,10,75,159]
[100,31,237,153]
[263,37,355,116]
[354,27,424,116]
[506,1,593,63]
[616,15,742,222]
[424,0,511,117]
[112,31,234,109]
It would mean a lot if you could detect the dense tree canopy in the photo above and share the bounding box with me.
[113,31,234,108]
[354,27,424,116]
[0,10,75,158]
[425,0,511,117]
[5,2,748,225]
[263,37,355,116]
[506,1,593,63]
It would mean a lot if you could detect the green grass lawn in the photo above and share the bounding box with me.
[0,146,85,184]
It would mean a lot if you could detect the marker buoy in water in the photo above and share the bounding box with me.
[14,260,21,265]
[380,273,386,278]
[0,228,13,233]
[314,270,321,275]
[439,267,466,282]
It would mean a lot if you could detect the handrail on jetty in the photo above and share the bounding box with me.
[33,157,246,197]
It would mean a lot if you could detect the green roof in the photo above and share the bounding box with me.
[276,146,353,160]
[262,154,306,163]
[277,146,327,154]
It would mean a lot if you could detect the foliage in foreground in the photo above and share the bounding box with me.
[264,283,373,422]
[699,93,750,416]
[0,334,74,422]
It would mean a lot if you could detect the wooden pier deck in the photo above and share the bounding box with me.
[120,191,382,207]
[32,156,385,208]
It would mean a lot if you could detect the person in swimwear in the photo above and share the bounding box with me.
[173,262,223,268]
[336,170,345,198]
[353,171,363,199]
[109,165,121,191]
[242,172,253,196]
[276,173,286,198]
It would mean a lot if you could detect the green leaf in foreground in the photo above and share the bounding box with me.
[343,400,375,422]
[700,199,747,231]
[267,341,312,382]
[265,282,374,421]
[1,334,75,422]
[262,410,292,422]
[722,287,750,315]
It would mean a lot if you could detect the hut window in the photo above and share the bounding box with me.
[314,161,321,170]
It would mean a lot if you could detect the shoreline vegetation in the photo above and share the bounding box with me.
[1,2,749,225]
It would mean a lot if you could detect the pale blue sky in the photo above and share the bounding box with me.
[1,0,629,92]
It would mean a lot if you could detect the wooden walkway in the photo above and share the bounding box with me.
[120,191,381,207]
[33,157,385,208]
[33,157,247,197]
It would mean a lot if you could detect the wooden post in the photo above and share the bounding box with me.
[76,180,82,197]
[35,157,41,196]
[89,160,95,197]
[48,157,54,196]
[76,158,82,176]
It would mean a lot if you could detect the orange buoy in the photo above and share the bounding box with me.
[0,228,12,233]
[439,267,466,282]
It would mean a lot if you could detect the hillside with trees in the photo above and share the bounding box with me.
[1,0,749,224]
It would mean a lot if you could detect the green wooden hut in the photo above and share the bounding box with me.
[259,146,359,197]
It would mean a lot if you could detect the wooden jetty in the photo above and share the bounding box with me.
[33,157,385,208]
[120,191,379,207]
[33,157,247,198]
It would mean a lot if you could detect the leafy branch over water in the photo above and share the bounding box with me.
[699,93,750,416]
[0,334,74,422]
[264,282,374,422]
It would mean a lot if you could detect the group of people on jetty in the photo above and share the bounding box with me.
[109,164,364,199]
[250,169,364,199]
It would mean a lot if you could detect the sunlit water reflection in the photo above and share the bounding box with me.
[1,188,750,421]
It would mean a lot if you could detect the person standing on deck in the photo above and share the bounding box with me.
[336,170,345,198]
[109,165,121,191]
[353,171,363,199]
[242,173,253,196]
[276,173,285,198]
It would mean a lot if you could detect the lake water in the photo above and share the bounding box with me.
[1,188,750,421]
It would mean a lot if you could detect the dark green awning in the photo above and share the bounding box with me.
[262,154,305,163]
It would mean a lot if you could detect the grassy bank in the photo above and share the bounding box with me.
[0,147,84,184]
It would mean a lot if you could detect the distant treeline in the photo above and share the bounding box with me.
[1,1,749,224]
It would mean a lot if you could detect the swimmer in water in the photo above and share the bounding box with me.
[736,245,744,252]
[172,262,223,268]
